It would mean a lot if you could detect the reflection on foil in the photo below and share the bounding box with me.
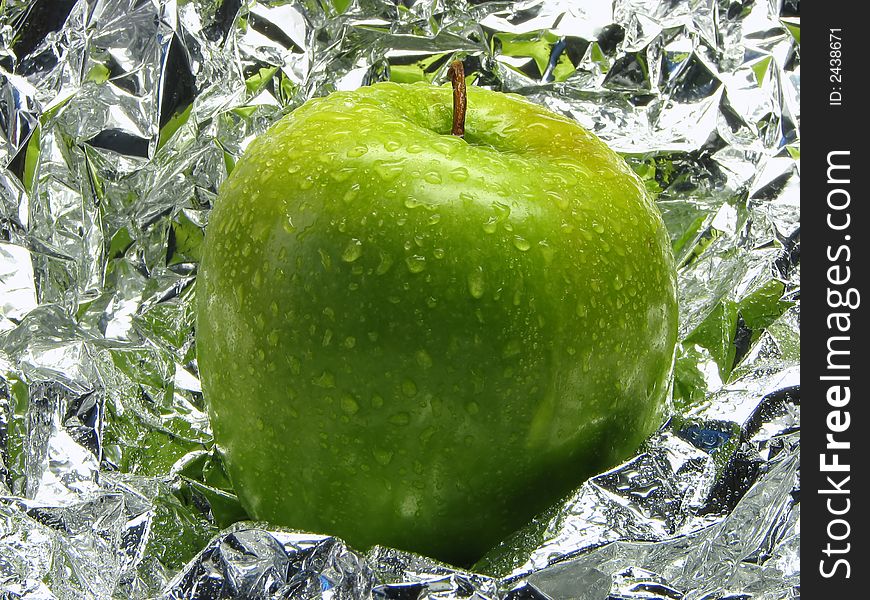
[1,0,798,598]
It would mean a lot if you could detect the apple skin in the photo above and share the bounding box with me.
[196,81,678,566]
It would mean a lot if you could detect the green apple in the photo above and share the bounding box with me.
[196,80,678,566]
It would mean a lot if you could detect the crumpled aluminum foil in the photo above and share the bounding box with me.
[0,0,799,598]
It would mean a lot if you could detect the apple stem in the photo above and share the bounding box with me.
[447,60,466,138]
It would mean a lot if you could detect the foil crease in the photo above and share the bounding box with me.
[0,0,799,598]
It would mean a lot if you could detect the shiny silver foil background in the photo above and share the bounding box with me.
[0,0,799,598]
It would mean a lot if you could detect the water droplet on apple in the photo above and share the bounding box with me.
[432,141,452,155]
[371,394,384,408]
[405,255,426,273]
[466,401,480,415]
[482,217,498,234]
[419,426,435,444]
[546,190,568,210]
[267,330,279,346]
[288,356,301,375]
[282,216,296,233]
[300,178,314,190]
[287,164,301,174]
[402,379,418,397]
[513,236,531,251]
[427,214,441,225]
[424,171,442,184]
[592,222,605,234]
[343,184,360,203]
[343,336,356,348]
[493,201,511,218]
[319,249,332,271]
[313,371,335,388]
[341,238,363,262]
[538,240,554,264]
[433,248,445,259]
[373,448,393,465]
[376,251,393,275]
[502,339,521,358]
[467,267,485,299]
[340,395,359,415]
[346,146,368,158]
[384,140,401,152]
[374,159,405,182]
[330,168,355,182]
[415,349,433,369]
[450,167,469,182]
[390,412,411,425]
